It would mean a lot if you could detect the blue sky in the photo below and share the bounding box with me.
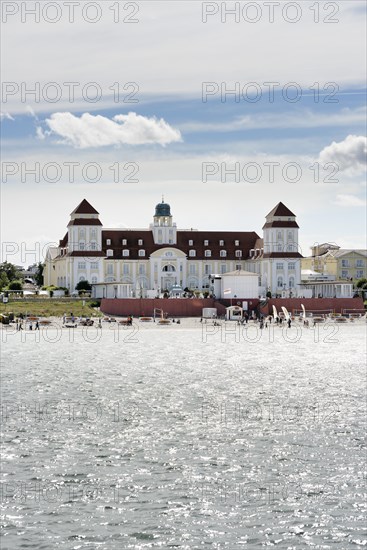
[1,1,366,265]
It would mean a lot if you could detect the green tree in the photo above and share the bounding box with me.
[0,262,22,282]
[356,278,367,288]
[0,271,9,291]
[34,263,44,286]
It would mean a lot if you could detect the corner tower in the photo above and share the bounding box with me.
[67,199,103,253]
[262,202,299,255]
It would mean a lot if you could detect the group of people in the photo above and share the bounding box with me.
[16,319,39,331]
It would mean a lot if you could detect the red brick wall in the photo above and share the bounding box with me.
[101,298,217,318]
[101,297,364,318]
[266,297,364,315]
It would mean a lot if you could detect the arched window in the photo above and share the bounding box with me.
[79,276,85,282]
[91,276,98,284]
[277,276,283,288]
[289,277,295,288]
[163,265,175,272]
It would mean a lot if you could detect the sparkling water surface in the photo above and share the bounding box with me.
[1,321,366,549]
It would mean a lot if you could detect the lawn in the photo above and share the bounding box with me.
[0,299,102,318]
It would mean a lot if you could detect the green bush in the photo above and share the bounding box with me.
[8,280,23,291]
[88,300,101,308]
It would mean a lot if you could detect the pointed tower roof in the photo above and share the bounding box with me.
[71,199,99,215]
[265,202,296,218]
[263,202,298,229]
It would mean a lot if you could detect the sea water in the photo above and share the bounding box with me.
[1,320,366,549]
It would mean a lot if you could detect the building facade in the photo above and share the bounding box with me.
[44,199,303,297]
[302,243,367,281]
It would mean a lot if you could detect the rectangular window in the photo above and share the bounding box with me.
[106,249,113,257]
[90,262,99,270]
[341,270,348,278]
[219,240,224,246]
[276,262,283,270]
[189,250,196,257]
[205,250,211,257]
[235,264,242,271]
[235,240,239,246]
[138,250,145,257]
[204,240,209,246]
[341,259,349,267]
[204,265,211,275]
[122,239,127,246]
[78,262,86,269]
[106,239,111,246]
[356,270,364,278]
[90,242,97,251]
[122,249,129,257]
[138,239,143,246]
[139,265,145,275]
[189,265,196,275]
[107,264,113,275]
[356,259,364,267]
[288,262,295,270]
[123,264,129,275]
[221,265,226,274]
[79,242,85,251]
[189,239,193,246]
[235,250,242,258]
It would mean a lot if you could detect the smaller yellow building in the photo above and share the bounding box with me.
[302,243,366,281]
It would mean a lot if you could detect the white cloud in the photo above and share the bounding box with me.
[36,126,46,140]
[43,112,182,148]
[319,135,367,174]
[25,105,38,119]
[334,194,366,207]
[0,112,14,121]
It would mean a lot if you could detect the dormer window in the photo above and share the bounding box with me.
[122,249,129,257]
[235,240,239,246]
[220,250,227,257]
[106,239,111,245]
[189,240,193,246]
[204,240,209,246]
[107,249,113,257]
[235,250,242,258]
[189,250,196,257]
[219,240,224,246]
[138,249,145,257]
[138,239,143,246]
[205,250,211,257]
[122,239,127,246]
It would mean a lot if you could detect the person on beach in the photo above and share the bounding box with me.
[287,318,291,328]
[29,322,33,331]
[35,321,39,330]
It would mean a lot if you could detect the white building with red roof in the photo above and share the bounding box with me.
[44,199,302,298]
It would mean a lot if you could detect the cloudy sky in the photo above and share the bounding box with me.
[1,0,366,266]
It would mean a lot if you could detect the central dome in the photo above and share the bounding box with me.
[155,200,171,217]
